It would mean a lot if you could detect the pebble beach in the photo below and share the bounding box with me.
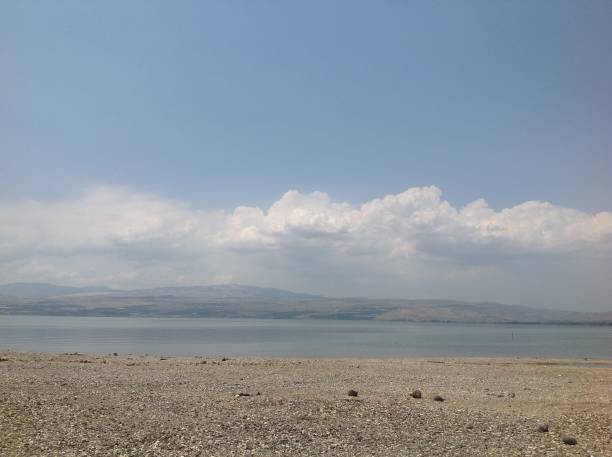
[1,351,611,456]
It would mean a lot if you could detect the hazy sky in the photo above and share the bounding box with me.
[1,1,611,310]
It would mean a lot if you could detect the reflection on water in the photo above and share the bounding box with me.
[1,315,610,358]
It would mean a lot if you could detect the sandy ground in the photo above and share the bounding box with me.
[0,351,611,456]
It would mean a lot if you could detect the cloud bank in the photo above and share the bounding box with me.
[1,186,611,310]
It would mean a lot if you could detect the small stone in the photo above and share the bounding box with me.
[562,436,577,445]
[509,392,515,398]
[347,389,358,397]
[410,389,422,399]
[236,392,251,397]
[537,423,549,433]
[221,357,228,362]
[433,395,445,402]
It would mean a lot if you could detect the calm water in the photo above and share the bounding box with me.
[1,315,611,358]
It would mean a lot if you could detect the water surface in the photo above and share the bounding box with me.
[1,315,610,358]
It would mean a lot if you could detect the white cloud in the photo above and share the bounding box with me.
[1,185,611,309]
[213,185,612,259]
[0,187,197,256]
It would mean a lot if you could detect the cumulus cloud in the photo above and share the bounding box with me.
[0,187,196,255]
[215,185,612,258]
[1,185,611,309]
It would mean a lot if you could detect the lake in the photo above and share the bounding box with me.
[1,315,611,358]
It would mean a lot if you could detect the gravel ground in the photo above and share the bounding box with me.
[1,351,611,456]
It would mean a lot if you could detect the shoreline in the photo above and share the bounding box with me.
[3,349,612,363]
[2,351,611,456]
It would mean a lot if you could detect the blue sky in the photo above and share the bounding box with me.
[3,0,611,210]
[1,1,611,309]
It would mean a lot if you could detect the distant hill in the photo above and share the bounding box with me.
[0,283,610,324]
[117,284,321,300]
[0,282,113,299]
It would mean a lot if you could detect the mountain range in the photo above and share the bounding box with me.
[0,282,610,324]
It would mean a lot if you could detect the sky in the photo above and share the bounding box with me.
[1,1,611,310]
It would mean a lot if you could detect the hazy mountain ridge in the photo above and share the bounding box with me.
[0,282,114,299]
[0,282,610,324]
